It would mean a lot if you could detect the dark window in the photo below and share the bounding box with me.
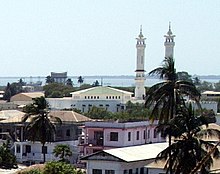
[154,129,157,138]
[124,170,128,174]
[97,96,99,99]
[128,132,131,141]
[91,96,93,99]
[106,96,108,99]
[16,145,20,153]
[135,168,138,174]
[129,169,132,174]
[105,170,115,174]
[85,96,87,99]
[26,145,31,153]
[143,130,146,139]
[42,146,47,154]
[93,169,102,174]
[66,129,70,136]
[148,130,150,138]
[140,168,144,174]
[136,131,139,140]
[110,132,118,141]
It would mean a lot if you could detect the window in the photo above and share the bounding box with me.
[115,96,117,99]
[88,96,90,99]
[148,130,150,139]
[128,132,131,141]
[93,169,102,174]
[105,170,115,174]
[97,96,99,99]
[66,129,70,136]
[42,146,47,154]
[94,96,96,99]
[118,96,120,99]
[129,169,132,174]
[143,130,146,139]
[106,96,108,99]
[110,132,118,141]
[91,96,93,99]
[154,129,157,138]
[109,96,111,99]
[85,96,87,99]
[136,131,139,140]
[16,145,20,153]
[124,170,128,174]
[26,145,31,153]
[135,168,138,174]
[140,168,144,174]
[112,96,114,99]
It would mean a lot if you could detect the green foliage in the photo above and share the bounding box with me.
[86,106,112,119]
[0,140,17,169]
[177,71,193,82]
[213,80,220,91]
[43,83,74,98]
[3,81,24,101]
[197,81,213,92]
[19,169,43,174]
[45,76,54,84]
[77,76,84,85]
[43,161,78,174]
[53,144,72,163]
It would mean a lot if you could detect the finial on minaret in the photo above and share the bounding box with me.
[167,21,173,36]
[139,25,144,38]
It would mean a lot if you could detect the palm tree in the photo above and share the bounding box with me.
[156,104,220,174]
[22,96,62,163]
[145,57,201,173]
[77,76,84,86]
[53,144,73,163]
[66,78,73,87]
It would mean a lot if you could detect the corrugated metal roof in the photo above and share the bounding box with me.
[103,142,168,162]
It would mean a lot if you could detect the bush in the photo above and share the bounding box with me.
[43,161,77,174]
[18,169,42,174]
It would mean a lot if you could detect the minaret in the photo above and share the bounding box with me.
[164,22,175,58]
[135,26,146,100]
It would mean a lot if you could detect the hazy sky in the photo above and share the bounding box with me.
[0,1,220,77]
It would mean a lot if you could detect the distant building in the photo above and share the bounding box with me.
[201,91,220,100]
[51,72,67,84]
[79,120,165,156]
[47,86,133,113]
[10,92,45,106]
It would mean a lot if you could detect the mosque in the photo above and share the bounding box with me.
[47,25,176,112]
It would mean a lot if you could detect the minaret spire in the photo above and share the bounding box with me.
[164,22,175,58]
[135,26,146,100]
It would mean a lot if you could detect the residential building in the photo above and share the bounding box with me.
[0,110,91,164]
[51,72,67,84]
[79,121,165,156]
[201,91,220,100]
[10,92,44,106]
[81,142,168,174]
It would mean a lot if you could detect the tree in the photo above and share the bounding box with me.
[77,76,84,86]
[92,80,99,86]
[156,104,220,174]
[0,140,17,169]
[3,83,12,102]
[22,97,62,163]
[145,57,200,174]
[45,75,54,84]
[66,78,73,87]
[53,144,72,163]
[177,71,193,82]
[193,76,201,86]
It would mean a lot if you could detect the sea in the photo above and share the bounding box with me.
[0,75,219,87]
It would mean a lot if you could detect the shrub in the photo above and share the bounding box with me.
[43,161,77,174]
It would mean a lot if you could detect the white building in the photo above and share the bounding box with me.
[47,86,133,113]
[81,142,168,174]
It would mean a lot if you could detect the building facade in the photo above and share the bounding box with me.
[79,121,166,156]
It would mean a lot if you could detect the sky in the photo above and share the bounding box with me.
[0,0,220,77]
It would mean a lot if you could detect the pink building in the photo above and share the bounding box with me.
[79,121,165,156]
